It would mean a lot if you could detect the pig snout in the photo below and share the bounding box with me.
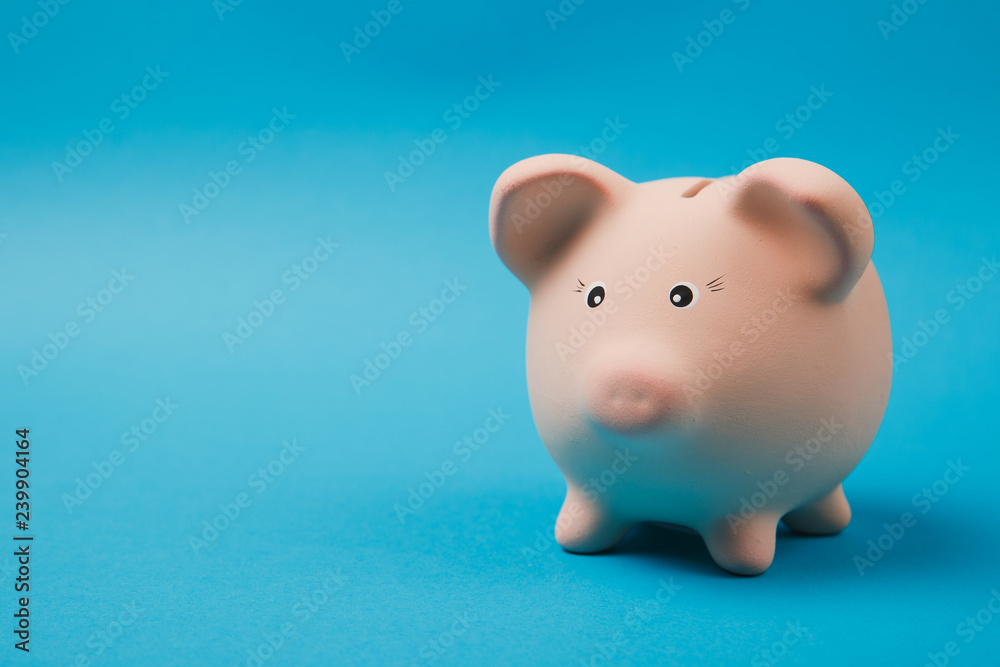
[584,365,676,434]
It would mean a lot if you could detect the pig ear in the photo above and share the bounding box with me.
[489,154,632,287]
[726,158,874,302]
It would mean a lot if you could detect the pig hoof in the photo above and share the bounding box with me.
[782,484,852,535]
[703,517,778,575]
[554,489,631,554]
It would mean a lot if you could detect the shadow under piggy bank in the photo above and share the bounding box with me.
[593,500,982,580]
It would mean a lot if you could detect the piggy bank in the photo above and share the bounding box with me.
[489,155,892,575]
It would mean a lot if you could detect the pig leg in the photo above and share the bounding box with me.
[781,484,851,535]
[554,485,631,553]
[702,515,779,575]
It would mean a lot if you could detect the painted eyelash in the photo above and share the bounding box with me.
[574,277,724,292]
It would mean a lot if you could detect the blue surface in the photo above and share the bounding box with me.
[2,0,999,664]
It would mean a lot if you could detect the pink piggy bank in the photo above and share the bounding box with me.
[489,155,892,575]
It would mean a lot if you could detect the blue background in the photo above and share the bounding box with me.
[2,0,998,664]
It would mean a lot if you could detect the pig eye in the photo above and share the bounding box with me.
[585,281,607,308]
[669,282,699,309]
